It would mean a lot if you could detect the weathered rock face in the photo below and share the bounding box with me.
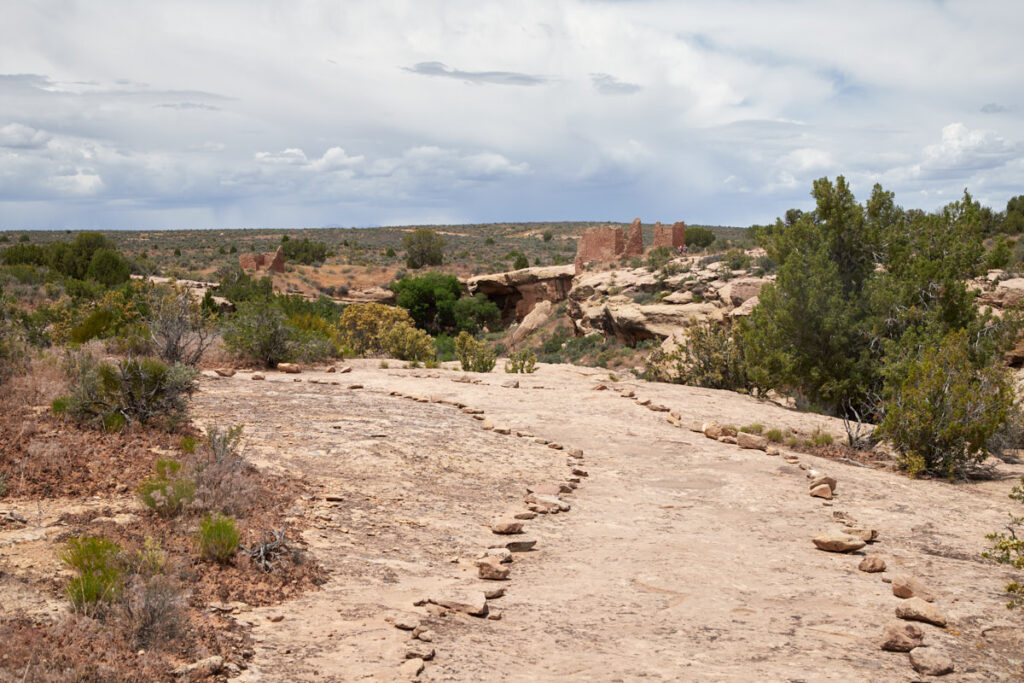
[718,277,769,307]
[239,245,286,273]
[569,297,724,345]
[336,286,396,306]
[466,265,575,323]
[511,300,553,346]
[653,221,686,249]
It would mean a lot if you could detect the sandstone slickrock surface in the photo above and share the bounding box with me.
[187,359,1023,680]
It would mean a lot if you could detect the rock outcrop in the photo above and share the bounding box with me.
[466,265,574,323]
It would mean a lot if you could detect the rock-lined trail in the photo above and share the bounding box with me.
[192,361,1024,681]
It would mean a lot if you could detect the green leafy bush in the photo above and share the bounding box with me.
[685,227,716,249]
[740,423,763,434]
[879,330,1013,478]
[505,349,537,373]
[646,246,673,271]
[983,477,1024,608]
[197,513,240,564]
[61,536,125,613]
[765,428,784,443]
[392,272,499,334]
[455,331,496,372]
[137,459,196,516]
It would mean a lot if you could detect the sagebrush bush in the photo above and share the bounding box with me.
[118,575,186,650]
[197,513,240,563]
[505,349,537,374]
[61,536,125,614]
[336,303,416,356]
[137,459,195,516]
[57,354,197,430]
[188,424,255,517]
[879,330,1013,478]
[765,428,784,443]
[146,283,215,365]
[983,477,1024,608]
[740,423,763,434]
[455,331,496,372]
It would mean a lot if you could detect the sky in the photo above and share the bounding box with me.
[1,0,1023,230]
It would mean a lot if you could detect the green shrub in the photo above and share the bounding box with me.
[879,330,1013,478]
[61,536,125,613]
[455,331,496,372]
[646,246,673,271]
[336,302,416,356]
[434,333,456,362]
[983,477,1024,608]
[179,435,197,454]
[505,349,537,374]
[685,227,716,249]
[197,513,240,564]
[222,302,295,366]
[740,423,763,434]
[280,237,328,265]
[137,459,195,516]
[403,228,445,269]
[382,322,435,362]
[765,428,784,443]
[643,321,752,392]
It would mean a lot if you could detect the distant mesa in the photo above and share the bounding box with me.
[239,245,286,273]
[574,218,685,274]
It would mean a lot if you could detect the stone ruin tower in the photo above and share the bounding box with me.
[238,245,286,273]
[574,218,686,274]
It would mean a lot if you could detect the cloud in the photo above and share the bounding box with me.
[981,102,1011,114]
[590,73,641,95]
[919,122,1018,176]
[154,102,221,111]
[403,61,549,86]
[0,122,51,148]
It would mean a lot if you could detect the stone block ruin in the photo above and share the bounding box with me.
[239,245,286,273]
[575,218,686,274]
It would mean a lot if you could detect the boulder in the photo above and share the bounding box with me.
[510,300,553,345]
[878,621,923,652]
[728,295,760,318]
[476,556,511,580]
[399,658,425,678]
[717,277,769,307]
[909,648,954,676]
[490,519,524,535]
[858,555,886,573]
[737,432,768,451]
[428,591,488,616]
[277,363,301,373]
[891,575,935,602]
[809,484,833,500]
[173,656,223,678]
[214,368,235,377]
[809,475,837,493]
[895,597,946,627]
[812,531,866,553]
[703,422,724,439]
